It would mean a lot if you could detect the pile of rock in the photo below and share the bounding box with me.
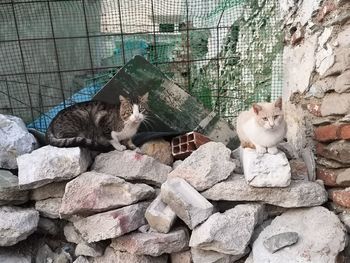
[1,121,348,263]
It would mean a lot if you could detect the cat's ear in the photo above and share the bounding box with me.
[275,97,282,109]
[119,95,128,104]
[252,103,262,114]
[139,92,149,103]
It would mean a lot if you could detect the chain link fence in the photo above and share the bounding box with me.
[0,0,283,131]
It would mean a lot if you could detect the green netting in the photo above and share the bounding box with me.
[0,0,283,131]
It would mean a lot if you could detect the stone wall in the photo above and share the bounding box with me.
[281,0,350,229]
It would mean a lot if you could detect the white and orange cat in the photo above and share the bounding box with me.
[236,97,286,154]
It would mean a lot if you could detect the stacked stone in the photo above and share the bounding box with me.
[0,112,348,263]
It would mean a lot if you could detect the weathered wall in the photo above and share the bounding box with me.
[281,0,350,210]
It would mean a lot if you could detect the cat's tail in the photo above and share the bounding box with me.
[46,132,92,148]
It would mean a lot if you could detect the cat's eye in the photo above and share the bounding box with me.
[263,117,268,121]
[273,115,279,120]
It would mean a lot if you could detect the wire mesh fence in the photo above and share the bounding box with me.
[0,0,283,132]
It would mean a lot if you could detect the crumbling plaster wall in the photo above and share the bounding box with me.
[281,0,350,156]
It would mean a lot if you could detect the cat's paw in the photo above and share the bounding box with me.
[134,147,142,154]
[110,140,126,151]
[267,147,279,154]
[255,146,267,154]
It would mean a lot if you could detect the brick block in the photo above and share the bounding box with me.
[329,188,350,208]
[314,125,339,142]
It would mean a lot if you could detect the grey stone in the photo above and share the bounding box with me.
[73,256,89,263]
[252,207,347,263]
[202,174,327,208]
[190,204,264,256]
[0,114,38,169]
[339,212,350,232]
[60,171,154,217]
[30,181,67,201]
[317,157,347,169]
[0,206,39,246]
[312,116,339,126]
[171,250,192,263]
[138,224,150,233]
[335,70,350,93]
[111,228,189,256]
[161,177,214,229]
[315,45,335,76]
[323,47,350,76]
[75,242,104,258]
[321,93,350,116]
[37,217,60,236]
[168,142,235,191]
[92,150,172,186]
[336,24,350,48]
[145,194,176,233]
[336,168,350,185]
[301,147,316,181]
[340,114,350,123]
[277,142,298,160]
[73,202,150,243]
[241,148,291,187]
[191,248,246,263]
[306,77,336,98]
[263,232,299,253]
[91,247,168,263]
[35,197,62,219]
[318,140,350,164]
[18,145,91,189]
[64,222,84,244]
[0,246,32,263]
[0,170,29,205]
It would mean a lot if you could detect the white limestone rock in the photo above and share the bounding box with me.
[92,150,172,186]
[202,174,327,208]
[73,256,89,263]
[0,170,29,205]
[161,177,214,229]
[0,206,39,246]
[171,250,192,263]
[30,181,67,201]
[91,247,168,263]
[75,243,104,258]
[111,228,189,256]
[252,207,347,263]
[0,246,32,263]
[168,142,235,191]
[190,204,264,257]
[73,202,150,243]
[60,171,155,217]
[241,148,291,187]
[191,248,245,263]
[35,197,62,219]
[17,145,91,189]
[145,195,177,233]
[0,114,38,169]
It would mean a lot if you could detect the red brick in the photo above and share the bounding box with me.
[317,0,336,22]
[307,103,322,117]
[340,125,350,140]
[316,166,338,186]
[314,125,339,142]
[330,189,350,208]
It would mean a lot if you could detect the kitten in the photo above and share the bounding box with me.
[236,97,286,154]
[46,93,149,152]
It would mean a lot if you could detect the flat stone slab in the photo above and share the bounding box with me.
[0,170,29,205]
[168,142,235,191]
[111,228,189,256]
[161,177,214,229]
[0,206,39,246]
[252,207,347,263]
[145,195,177,233]
[92,150,172,186]
[73,202,150,243]
[241,148,291,187]
[263,232,299,253]
[60,171,155,217]
[17,145,91,189]
[202,174,328,208]
[190,204,264,256]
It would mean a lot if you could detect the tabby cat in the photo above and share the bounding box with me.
[236,97,286,154]
[46,93,149,151]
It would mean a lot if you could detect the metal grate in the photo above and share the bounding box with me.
[0,0,283,132]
